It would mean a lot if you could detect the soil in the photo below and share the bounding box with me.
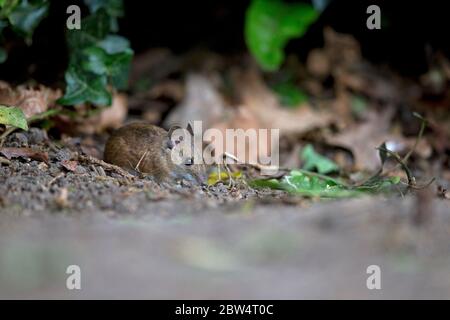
[1,129,450,299]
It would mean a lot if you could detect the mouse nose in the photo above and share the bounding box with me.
[180,173,198,184]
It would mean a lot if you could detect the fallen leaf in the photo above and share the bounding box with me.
[0,147,49,163]
[164,73,228,129]
[61,160,78,172]
[56,93,128,135]
[95,93,128,132]
[301,144,339,174]
[0,81,61,118]
[0,105,28,130]
[251,169,400,198]
[306,48,330,79]
[129,48,179,86]
[323,27,362,69]
[207,171,243,186]
[326,109,401,171]
[212,106,264,165]
[236,69,333,135]
[149,80,184,101]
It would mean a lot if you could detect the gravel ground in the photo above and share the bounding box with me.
[1,130,450,299]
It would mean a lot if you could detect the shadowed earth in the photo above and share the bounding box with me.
[1,194,449,299]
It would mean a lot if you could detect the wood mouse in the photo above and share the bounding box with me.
[103,122,207,184]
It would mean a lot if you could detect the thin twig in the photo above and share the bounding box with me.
[402,112,427,163]
[359,113,428,190]
[377,146,414,185]
[77,154,135,179]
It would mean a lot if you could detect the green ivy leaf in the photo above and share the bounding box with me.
[245,0,318,71]
[7,0,49,38]
[0,105,28,130]
[0,1,48,62]
[251,170,358,198]
[97,34,130,54]
[301,144,339,174]
[82,44,133,89]
[250,169,400,198]
[61,9,133,105]
[57,67,111,106]
[0,0,20,18]
[84,0,124,32]
[66,9,110,50]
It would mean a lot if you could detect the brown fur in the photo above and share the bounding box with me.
[104,122,206,183]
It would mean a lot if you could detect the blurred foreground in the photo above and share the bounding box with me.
[1,196,449,299]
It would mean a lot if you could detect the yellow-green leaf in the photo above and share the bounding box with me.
[0,105,28,130]
[207,171,243,186]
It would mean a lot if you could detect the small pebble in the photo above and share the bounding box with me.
[12,133,28,146]
[28,128,48,145]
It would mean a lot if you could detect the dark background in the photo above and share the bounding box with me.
[0,0,448,84]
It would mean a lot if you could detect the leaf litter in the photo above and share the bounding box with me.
[1,26,449,211]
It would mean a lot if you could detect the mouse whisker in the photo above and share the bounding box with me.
[135,150,149,172]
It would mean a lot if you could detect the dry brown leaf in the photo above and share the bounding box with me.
[162,69,333,166]
[306,48,330,79]
[129,48,180,86]
[204,69,333,166]
[323,27,362,68]
[58,93,128,135]
[325,109,405,171]
[310,28,400,103]
[236,69,333,135]
[0,81,61,118]
[61,160,78,172]
[0,147,49,163]
[212,106,265,164]
[95,93,128,132]
[164,73,229,129]
[149,80,184,101]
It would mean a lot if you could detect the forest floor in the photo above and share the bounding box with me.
[1,29,450,299]
[0,134,450,299]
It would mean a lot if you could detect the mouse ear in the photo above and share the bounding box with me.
[186,122,194,136]
[168,125,182,139]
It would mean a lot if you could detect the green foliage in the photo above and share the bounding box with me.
[0,0,49,62]
[301,144,339,174]
[0,18,6,62]
[58,2,133,106]
[245,0,318,71]
[251,139,405,198]
[7,0,48,38]
[84,0,124,32]
[350,94,368,117]
[250,169,400,198]
[58,66,112,106]
[0,1,132,107]
[0,105,28,130]
[272,81,308,107]
[82,39,133,89]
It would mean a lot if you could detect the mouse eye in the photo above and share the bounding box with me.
[184,157,193,166]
